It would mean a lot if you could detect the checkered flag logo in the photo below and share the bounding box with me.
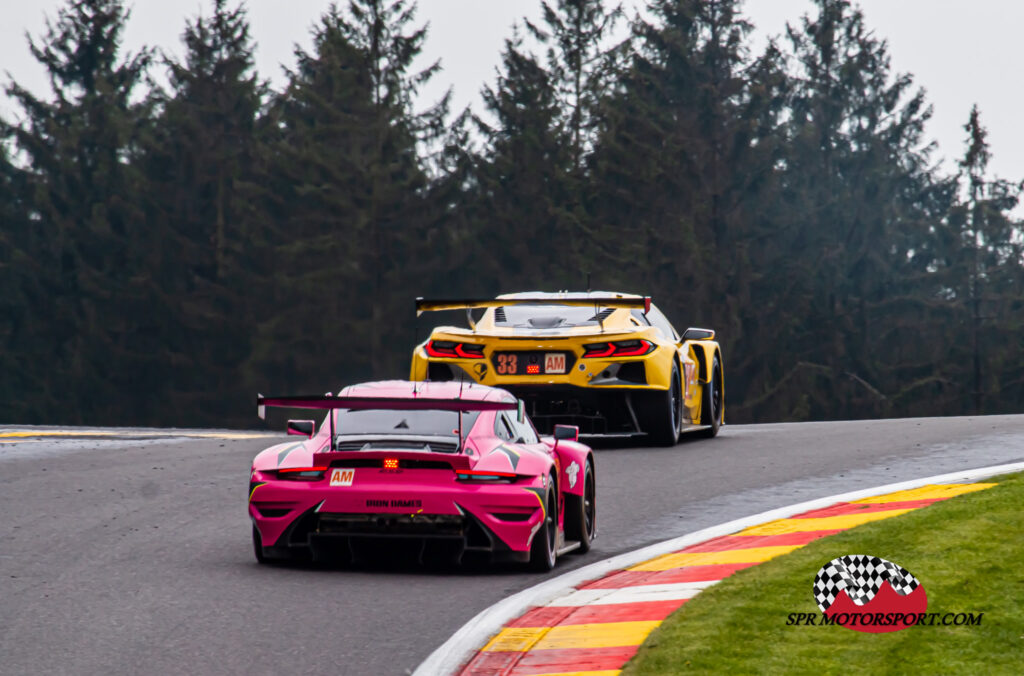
[813,554,920,612]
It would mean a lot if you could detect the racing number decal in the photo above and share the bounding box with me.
[496,354,518,375]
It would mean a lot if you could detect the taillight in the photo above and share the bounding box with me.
[276,466,328,481]
[455,469,518,483]
[582,339,656,358]
[383,457,399,470]
[425,340,485,359]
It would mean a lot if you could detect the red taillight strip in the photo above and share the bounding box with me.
[582,342,616,358]
[425,340,485,359]
[455,343,485,359]
[278,466,329,473]
[613,339,655,356]
[582,339,655,358]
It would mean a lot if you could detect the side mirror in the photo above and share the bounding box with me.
[553,425,579,442]
[286,420,315,438]
[681,327,715,342]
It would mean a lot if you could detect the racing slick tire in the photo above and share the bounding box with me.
[698,355,723,438]
[529,485,558,571]
[637,362,682,446]
[564,460,596,554]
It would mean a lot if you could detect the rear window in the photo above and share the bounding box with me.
[495,304,613,329]
[334,409,481,437]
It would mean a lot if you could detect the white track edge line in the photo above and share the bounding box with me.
[412,459,1024,676]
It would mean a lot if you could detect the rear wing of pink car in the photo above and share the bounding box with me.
[257,394,518,420]
[257,393,519,453]
[415,295,651,316]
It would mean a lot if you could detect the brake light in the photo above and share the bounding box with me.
[277,466,328,480]
[455,469,518,482]
[425,340,485,359]
[582,339,656,358]
[383,457,399,470]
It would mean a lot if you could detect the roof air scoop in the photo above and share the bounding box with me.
[528,316,565,329]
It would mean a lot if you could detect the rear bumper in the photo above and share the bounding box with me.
[250,475,544,562]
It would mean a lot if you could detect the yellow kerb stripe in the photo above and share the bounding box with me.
[482,627,550,652]
[851,483,996,503]
[483,621,660,652]
[629,545,803,571]
[0,430,274,439]
[737,509,915,536]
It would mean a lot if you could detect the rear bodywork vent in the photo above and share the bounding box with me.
[617,361,647,384]
[255,506,292,518]
[427,362,455,381]
[491,512,533,522]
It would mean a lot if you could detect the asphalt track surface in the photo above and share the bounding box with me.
[2,416,1024,675]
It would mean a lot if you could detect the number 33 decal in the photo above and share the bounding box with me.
[496,354,518,374]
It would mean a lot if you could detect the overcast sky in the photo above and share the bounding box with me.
[2,1,1023,188]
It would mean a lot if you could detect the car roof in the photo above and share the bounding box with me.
[465,291,651,334]
[337,379,514,403]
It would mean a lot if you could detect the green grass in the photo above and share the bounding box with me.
[625,472,1024,675]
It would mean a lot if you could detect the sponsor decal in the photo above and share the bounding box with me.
[473,362,488,378]
[783,554,983,630]
[329,468,355,487]
[366,498,422,508]
[565,461,580,489]
[545,353,566,374]
[812,554,926,633]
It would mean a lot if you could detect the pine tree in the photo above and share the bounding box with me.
[0,137,38,422]
[2,0,153,423]
[526,0,625,173]
[473,28,577,292]
[589,1,786,364]
[243,1,445,394]
[140,0,264,423]
[937,107,1023,414]
[768,0,945,420]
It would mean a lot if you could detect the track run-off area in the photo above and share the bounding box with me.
[2,417,1023,675]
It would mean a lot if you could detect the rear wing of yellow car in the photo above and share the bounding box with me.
[415,296,651,316]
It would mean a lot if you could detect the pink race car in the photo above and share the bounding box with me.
[250,380,596,570]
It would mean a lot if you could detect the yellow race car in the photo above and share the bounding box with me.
[410,292,723,445]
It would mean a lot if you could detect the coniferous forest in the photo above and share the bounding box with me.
[2,0,1022,428]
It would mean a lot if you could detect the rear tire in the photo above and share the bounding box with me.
[529,486,557,572]
[564,460,596,553]
[638,362,682,446]
[699,356,723,438]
